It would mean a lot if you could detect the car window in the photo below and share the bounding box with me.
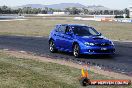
[65,26,70,33]
[73,26,99,36]
[55,25,59,31]
[61,26,66,33]
[56,25,66,33]
[89,27,98,35]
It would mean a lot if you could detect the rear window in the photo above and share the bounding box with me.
[55,25,66,33]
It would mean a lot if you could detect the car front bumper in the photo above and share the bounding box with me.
[80,45,115,55]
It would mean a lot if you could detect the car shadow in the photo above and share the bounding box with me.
[57,51,117,60]
[80,54,116,59]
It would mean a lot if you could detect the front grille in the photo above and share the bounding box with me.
[88,49,115,53]
[94,49,114,53]
[95,43,110,46]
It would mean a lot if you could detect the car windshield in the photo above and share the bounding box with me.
[72,26,100,36]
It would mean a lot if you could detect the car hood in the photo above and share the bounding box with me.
[76,35,111,43]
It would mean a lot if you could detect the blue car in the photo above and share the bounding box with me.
[49,24,115,57]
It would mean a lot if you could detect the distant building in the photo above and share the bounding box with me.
[53,12,69,15]
[47,12,53,14]
[129,6,132,18]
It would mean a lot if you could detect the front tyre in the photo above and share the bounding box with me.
[73,44,80,58]
[49,40,57,53]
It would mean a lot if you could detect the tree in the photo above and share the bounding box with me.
[18,8,22,14]
[109,10,114,15]
[41,9,47,14]
[65,8,70,12]
[114,10,121,15]
[1,5,11,14]
[70,7,81,15]
[104,10,109,15]
[48,8,55,12]
[124,8,130,17]
[0,7,2,14]
[99,10,103,15]
[82,8,89,14]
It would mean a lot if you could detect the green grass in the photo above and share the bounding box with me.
[0,51,131,88]
[0,17,132,40]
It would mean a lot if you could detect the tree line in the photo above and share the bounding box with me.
[0,5,130,17]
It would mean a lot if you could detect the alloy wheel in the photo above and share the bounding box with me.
[73,44,80,58]
[49,40,56,53]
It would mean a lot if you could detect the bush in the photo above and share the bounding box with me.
[126,16,130,18]
[114,16,124,18]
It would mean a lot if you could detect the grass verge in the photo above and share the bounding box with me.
[0,51,131,88]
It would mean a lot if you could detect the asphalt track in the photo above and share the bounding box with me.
[0,35,132,76]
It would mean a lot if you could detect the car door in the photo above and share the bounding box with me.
[55,25,66,50]
[63,26,74,52]
[53,25,61,49]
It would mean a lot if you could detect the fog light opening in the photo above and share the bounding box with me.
[88,50,94,53]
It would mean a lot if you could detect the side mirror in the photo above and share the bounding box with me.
[66,32,73,36]
[98,33,102,36]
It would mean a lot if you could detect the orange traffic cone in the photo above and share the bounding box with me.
[80,65,91,86]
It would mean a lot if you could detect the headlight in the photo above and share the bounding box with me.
[84,42,95,46]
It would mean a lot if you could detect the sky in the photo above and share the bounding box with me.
[0,0,132,9]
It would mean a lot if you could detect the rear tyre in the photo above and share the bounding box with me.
[73,44,80,58]
[49,40,57,53]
